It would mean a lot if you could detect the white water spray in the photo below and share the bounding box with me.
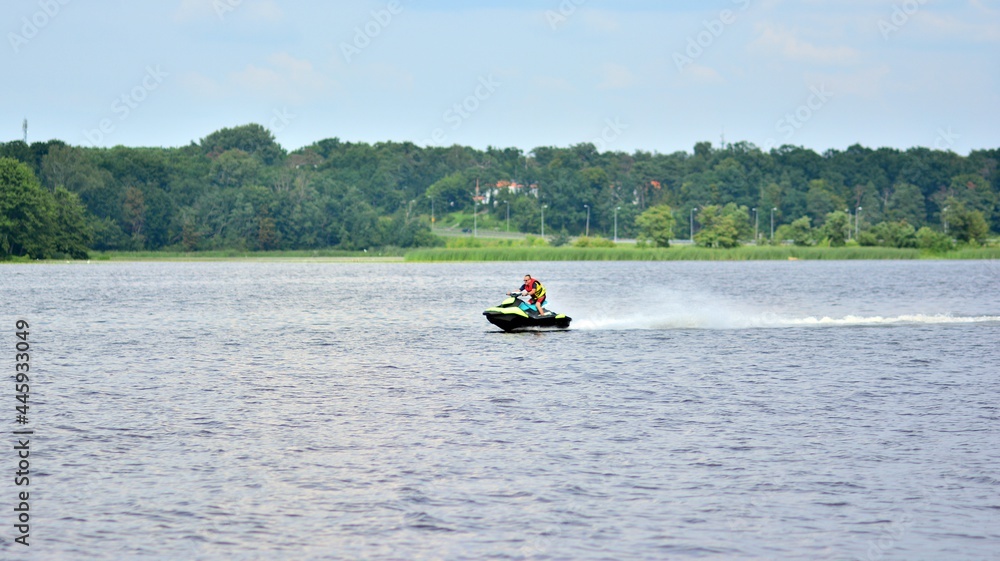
[575,312,1000,330]
[570,292,1000,331]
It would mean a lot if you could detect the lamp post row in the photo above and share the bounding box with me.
[459,199,834,244]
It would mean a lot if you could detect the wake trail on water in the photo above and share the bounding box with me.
[572,297,1000,331]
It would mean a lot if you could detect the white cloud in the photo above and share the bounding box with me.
[806,65,890,99]
[971,0,1000,16]
[534,76,576,93]
[173,0,213,22]
[179,71,226,98]
[910,10,1000,43]
[228,53,333,102]
[363,63,415,91]
[582,10,621,34]
[246,0,284,22]
[173,0,284,23]
[751,23,861,65]
[598,63,636,90]
[680,64,726,86]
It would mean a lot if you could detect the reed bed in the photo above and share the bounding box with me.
[37,245,995,263]
[404,246,928,262]
[938,247,1000,260]
[86,248,404,261]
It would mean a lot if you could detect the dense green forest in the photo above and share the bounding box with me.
[1,123,997,259]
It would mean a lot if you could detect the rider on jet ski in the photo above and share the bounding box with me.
[509,274,547,316]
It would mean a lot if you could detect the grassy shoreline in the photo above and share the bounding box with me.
[4,245,998,263]
[404,246,1000,262]
[3,248,406,263]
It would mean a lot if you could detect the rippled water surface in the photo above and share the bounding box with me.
[2,260,999,560]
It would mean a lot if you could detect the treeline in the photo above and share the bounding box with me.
[1,123,997,259]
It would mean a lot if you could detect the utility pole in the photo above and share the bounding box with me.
[22,119,27,143]
[752,207,758,244]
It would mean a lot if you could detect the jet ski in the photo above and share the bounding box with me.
[483,294,572,332]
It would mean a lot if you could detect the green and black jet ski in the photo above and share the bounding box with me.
[483,294,571,332]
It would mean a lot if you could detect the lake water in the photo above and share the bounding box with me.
[1,259,999,560]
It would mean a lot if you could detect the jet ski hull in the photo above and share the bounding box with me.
[483,296,571,332]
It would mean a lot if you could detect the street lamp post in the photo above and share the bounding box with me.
[770,207,777,240]
[855,206,862,239]
[690,207,698,243]
[614,206,620,242]
[584,204,590,237]
[943,206,949,233]
[505,200,510,233]
[752,207,758,244]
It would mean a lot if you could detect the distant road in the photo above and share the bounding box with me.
[432,226,700,246]
[432,226,529,239]
[433,226,640,244]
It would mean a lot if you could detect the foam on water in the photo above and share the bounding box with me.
[571,294,1000,330]
[576,312,1000,330]
[778,313,1000,326]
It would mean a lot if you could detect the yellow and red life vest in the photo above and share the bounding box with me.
[524,277,546,303]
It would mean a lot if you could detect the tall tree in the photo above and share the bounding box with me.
[820,211,851,247]
[635,204,675,247]
[200,124,286,165]
[885,182,927,227]
[0,158,89,259]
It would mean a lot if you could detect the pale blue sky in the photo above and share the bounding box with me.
[3,0,998,154]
